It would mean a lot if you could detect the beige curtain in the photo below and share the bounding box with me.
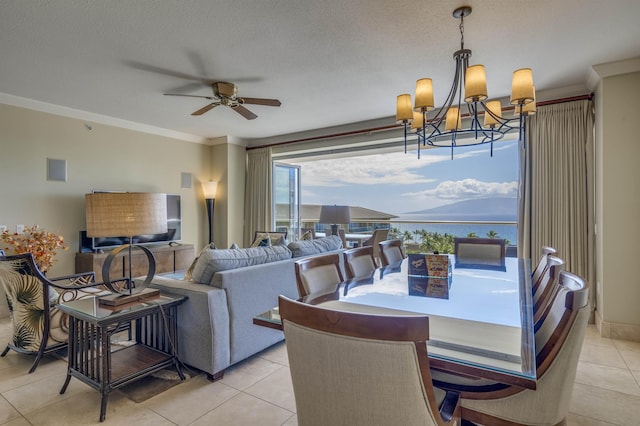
[518,99,595,313]
[244,147,273,247]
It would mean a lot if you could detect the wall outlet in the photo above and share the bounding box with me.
[16,224,24,234]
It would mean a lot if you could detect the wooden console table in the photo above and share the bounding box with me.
[75,243,194,282]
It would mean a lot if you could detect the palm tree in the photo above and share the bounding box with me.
[486,230,499,239]
[467,232,478,238]
[403,230,414,242]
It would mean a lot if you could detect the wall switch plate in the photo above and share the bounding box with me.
[16,224,24,234]
[0,225,6,233]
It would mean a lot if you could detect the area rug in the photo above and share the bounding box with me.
[118,368,194,403]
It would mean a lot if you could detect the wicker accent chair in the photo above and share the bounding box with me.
[294,253,344,298]
[0,253,124,373]
[532,246,558,293]
[279,295,460,426]
[432,270,589,426]
[454,237,506,270]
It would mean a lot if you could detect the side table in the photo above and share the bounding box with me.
[58,294,186,422]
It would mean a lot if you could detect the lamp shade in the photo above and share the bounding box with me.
[483,100,502,127]
[319,205,351,225]
[202,181,218,199]
[510,68,535,105]
[445,107,461,131]
[514,85,537,116]
[396,94,413,123]
[411,110,424,131]
[414,78,434,111]
[86,192,167,238]
[464,64,488,102]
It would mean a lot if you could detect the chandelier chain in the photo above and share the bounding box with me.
[459,14,465,50]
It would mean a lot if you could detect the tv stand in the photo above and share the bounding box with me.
[75,243,195,282]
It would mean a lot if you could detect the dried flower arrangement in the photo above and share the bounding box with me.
[1,225,68,272]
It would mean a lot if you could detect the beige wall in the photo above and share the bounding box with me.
[0,104,211,278]
[595,70,640,336]
[208,142,246,248]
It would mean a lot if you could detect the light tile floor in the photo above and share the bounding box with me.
[0,320,639,425]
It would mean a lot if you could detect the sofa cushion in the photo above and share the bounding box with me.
[190,245,292,284]
[288,235,343,257]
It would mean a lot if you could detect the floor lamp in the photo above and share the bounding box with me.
[85,192,167,305]
[319,205,351,237]
[202,181,218,245]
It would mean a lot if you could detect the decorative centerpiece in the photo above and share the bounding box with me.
[1,225,68,273]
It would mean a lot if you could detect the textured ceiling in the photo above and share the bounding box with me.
[2,0,640,145]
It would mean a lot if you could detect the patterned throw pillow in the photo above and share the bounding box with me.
[301,230,313,240]
[250,232,273,248]
[229,243,239,249]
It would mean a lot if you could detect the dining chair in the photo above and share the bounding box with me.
[337,229,349,248]
[294,253,345,298]
[278,295,461,426]
[0,253,121,373]
[533,255,565,323]
[379,239,405,267]
[453,237,506,269]
[343,245,377,281]
[362,229,390,265]
[531,246,558,293]
[432,270,589,426]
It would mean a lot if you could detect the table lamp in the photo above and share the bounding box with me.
[85,192,167,305]
[319,205,351,237]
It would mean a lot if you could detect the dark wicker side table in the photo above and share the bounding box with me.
[58,294,186,422]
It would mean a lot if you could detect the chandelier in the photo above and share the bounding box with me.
[396,6,536,159]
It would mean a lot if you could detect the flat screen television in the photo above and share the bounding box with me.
[79,193,182,252]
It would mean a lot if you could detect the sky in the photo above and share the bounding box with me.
[285,137,520,216]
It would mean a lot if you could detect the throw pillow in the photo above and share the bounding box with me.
[250,232,272,248]
[229,243,239,249]
[300,230,313,240]
[185,243,216,281]
[287,235,342,257]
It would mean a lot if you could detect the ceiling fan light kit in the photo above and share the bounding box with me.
[165,81,281,120]
[396,5,536,159]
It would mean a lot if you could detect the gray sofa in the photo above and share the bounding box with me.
[149,235,344,379]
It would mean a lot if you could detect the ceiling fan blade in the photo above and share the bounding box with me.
[164,93,215,100]
[232,105,258,120]
[191,103,219,116]
[241,97,282,107]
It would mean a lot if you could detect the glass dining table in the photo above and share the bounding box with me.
[254,255,536,389]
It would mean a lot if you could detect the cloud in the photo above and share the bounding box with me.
[291,152,441,187]
[404,178,518,200]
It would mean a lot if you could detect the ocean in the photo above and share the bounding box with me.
[390,213,518,244]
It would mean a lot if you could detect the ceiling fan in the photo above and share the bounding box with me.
[164,82,281,120]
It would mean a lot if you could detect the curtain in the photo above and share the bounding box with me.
[518,99,595,313]
[244,147,273,247]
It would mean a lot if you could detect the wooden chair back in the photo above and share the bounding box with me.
[533,255,565,323]
[363,229,390,262]
[454,237,506,269]
[343,245,377,281]
[532,246,558,293]
[294,253,344,298]
[379,239,405,267]
[279,295,460,426]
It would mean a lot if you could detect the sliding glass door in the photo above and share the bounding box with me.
[273,162,301,241]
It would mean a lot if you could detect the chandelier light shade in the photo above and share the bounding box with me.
[464,65,487,102]
[396,5,535,159]
[510,68,535,105]
[414,78,434,110]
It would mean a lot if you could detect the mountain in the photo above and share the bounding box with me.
[405,197,517,219]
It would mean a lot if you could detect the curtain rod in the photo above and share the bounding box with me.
[247,93,594,151]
